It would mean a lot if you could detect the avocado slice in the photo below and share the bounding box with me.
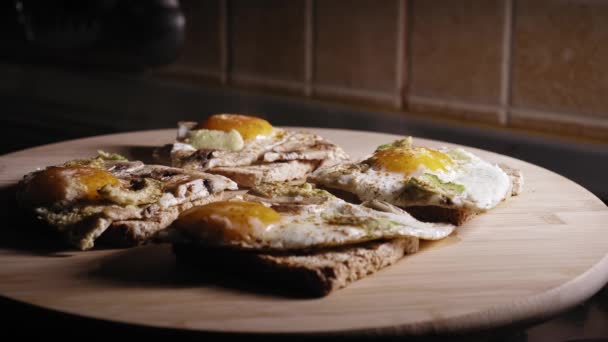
[185,129,244,151]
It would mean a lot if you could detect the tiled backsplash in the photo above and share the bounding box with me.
[231,1,307,85]
[409,0,506,124]
[159,0,608,142]
[314,1,401,94]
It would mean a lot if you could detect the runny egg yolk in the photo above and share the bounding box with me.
[199,114,273,141]
[25,166,120,205]
[175,201,281,243]
[371,147,453,176]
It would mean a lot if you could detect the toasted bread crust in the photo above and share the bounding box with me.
[173,238,419,297]
[403,206,476,226]
[500,163,524,196]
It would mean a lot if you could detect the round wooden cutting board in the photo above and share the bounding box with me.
[1,128,607,337]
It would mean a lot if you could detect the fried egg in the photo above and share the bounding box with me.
[20,166,121,206]
[167,114,349,171]
[309,137,514,213]
[200,113,273,141]
[17,152,238,250]
[161,183,454,251]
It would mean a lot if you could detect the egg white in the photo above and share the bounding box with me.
[310,146,512,212]
[165,193,455,251]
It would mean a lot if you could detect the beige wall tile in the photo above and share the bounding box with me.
[512,0,608,120]
[230,0,306,81]
[314,0,399,93]
[177,0,222,71]
[409,0,504,105]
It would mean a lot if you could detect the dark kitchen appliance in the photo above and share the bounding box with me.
[0,0,185,70]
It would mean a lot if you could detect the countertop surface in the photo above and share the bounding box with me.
[2,128,608,341]
[1,76,607,340]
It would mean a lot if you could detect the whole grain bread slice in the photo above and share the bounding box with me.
[17,155,239,250]
[404,165,524,225]
[316,164,524,226]
[400,206,476,226]
[173,237,419,297]
[96,191,241,247]
[208,160,316,188]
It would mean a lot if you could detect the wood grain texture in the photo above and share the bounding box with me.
[0,128,607,337]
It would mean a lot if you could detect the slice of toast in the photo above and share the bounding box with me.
[173,237,419,297]
[17,156,239,250]
[208,160,316,188]
[400,206,476,226]
[361,199,476,226]
[404,165,524,225]
[315,165,524,226]
[96,191,241,247]
[155,120,350,188]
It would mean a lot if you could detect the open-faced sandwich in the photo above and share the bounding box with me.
[309,137,524,225]
[14,121,524,297]
[154,114,349,187]
[17,152,238,250]
[157,182,455,296]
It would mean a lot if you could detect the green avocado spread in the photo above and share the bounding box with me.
[185,129,244,151]
[403,173,465,200]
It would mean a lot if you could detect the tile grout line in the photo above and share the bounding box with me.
[409,95,504,114]
[395,0,406,109]
[304,0,314,97]
[161,66,224,79]
[409,93,608,128]
[511,107,608,128]
[404,0,414,111]
[499,0,514,125]
[219,0,229,85]
[230,71,396,101]
[315,84,396,102]
[231,73,305,92]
